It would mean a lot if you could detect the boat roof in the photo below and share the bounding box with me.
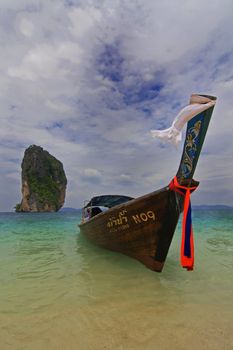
[85,195,134,209]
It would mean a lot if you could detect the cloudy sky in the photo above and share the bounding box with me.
[1,0,233,211]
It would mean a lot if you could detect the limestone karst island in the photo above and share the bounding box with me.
[15,145,67,212]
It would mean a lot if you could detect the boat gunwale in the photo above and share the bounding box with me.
[78,185,170,228]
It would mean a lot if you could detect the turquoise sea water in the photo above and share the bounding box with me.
[0,209,232,350]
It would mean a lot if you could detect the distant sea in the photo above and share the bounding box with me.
[0,209,232,350]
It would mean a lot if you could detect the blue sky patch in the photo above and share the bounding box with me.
[97,43,124,83]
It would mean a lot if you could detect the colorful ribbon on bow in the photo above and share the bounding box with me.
[169,176,199,271]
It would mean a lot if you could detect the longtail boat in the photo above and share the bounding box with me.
[79,94,217,272]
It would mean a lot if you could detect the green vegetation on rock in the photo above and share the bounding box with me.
[16,145,67,212]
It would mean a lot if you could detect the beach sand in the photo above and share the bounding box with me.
[0,211,232,350]
[1,299,233,350]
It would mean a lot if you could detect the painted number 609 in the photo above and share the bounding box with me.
[132,210,156,224]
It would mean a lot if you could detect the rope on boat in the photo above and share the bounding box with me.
[169,176,199,271]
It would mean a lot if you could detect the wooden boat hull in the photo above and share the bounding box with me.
[79,186,183,272]
[79,94,216,272]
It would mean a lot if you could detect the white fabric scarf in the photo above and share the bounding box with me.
[151,95,216,147]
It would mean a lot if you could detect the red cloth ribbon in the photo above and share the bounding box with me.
[169,176,198,271]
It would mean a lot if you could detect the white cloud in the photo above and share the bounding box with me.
[68,6,102,38]
[83,168,102,178]
[120,174,131,181]
[19,18,34,37]
[8,42,83,80]
[0,0,233,211]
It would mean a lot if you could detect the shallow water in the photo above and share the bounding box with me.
[0,210,232,349]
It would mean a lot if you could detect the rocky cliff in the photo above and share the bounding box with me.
[16,145,67,212]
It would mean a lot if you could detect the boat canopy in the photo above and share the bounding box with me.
[85,195,133,209]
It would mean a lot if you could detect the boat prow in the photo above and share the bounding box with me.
[80,186,183,272]
[79,94,217,272]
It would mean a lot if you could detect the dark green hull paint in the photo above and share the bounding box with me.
[177,95,216,181]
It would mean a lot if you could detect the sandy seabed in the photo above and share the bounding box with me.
[1,300,233,350]
[1,210,232,350]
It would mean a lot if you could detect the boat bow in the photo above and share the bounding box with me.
[79,94,217,272]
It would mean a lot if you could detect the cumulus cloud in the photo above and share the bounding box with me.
[82,168,102,183]
[18,17,34,37]
[0,0,233,211]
